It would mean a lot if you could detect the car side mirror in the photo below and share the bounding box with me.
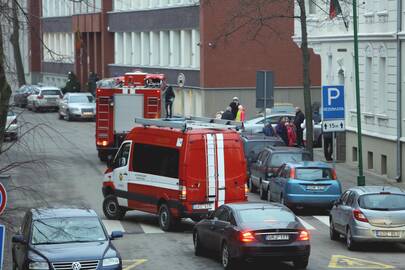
[110,231,123,239]
[12,235,26,244]
[119,157,127,167]
[334,199,342,206]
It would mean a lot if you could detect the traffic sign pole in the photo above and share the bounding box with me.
[353,0,365,186]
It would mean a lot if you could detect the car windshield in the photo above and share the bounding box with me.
[238,208,296,224]
[271,153,311,167]
[359,194,405,211]
[69,95,94,103]
[258,116,295,125]
[7,111,14,116]
[31,217,107,245]
[245,141,285,162]
[41,90,61,96]
[295,168,332,181]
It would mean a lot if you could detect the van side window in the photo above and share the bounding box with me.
[132,143,179,178]
[113,142,131,169]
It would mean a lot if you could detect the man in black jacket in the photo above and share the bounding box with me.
[294,107,305,147]
[229,97,239,120]
[164,85,175,118]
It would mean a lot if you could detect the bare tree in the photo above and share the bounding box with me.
[10,0,26,87]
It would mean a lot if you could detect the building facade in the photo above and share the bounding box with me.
[294,0,405,180]
[35,0,321,118]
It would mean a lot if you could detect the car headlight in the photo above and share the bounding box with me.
[29,261,49,270]
[102,257,120,267]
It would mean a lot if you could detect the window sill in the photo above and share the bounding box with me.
[307,16,319,22]
[375,113,389,120]
[349,109,357,114]
[364,12,375,18]
[362,112,375,119]
[376,10,388,17]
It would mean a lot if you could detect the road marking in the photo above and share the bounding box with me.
[102,220,125,235]
[123,259,147,270]
[314,215,330,227]
[139,223,165,234]
[328,255,395,269]
[297,217,315,230]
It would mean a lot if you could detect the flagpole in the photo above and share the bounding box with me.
[353,0,365,186]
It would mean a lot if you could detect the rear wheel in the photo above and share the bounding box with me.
[346,227,357,250]
[329,217,339,241]
[158,203,178,231]
[293,257,309,269]
[267,188,272,202]
[58,112,64,120]
[248,177,256,193]
[221,242,237,270]
[259,183,266,200]
[103,195,126,220]
[98,150,108,162]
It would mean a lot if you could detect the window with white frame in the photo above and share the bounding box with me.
[308,0,316,15]
[113,0,197,11]
[365,56,373,112]
[42,0,101,17]
[42,32,74,62]
[378,56,387,114]
[327,54,333,84]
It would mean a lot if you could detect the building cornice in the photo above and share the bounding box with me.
[346,126,397,141]
[293,32,397,43]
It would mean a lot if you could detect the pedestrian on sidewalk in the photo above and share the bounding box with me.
[221,107,234,120]
[286,119,297,146]
[164,85,175,118]
[229,97,240,120]
[323,132,333,161]
[294,107,305,146]
[235,105,245,122]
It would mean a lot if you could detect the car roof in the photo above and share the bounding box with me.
[241,134,282,142]
[66,92,92,96]
[286,161,331,168]
[34,86,61,91]
[348,186,405,195]
[30,207,98,220]
[225,202,285,211]
[266,146,308,153]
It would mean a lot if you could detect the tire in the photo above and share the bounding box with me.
[267,188,272,202]
[103,195,126,220]
[293,257,309,269]
[280,194,285,205]
[248,177,256,193]
[98,151,108,162]
[32,103,38,112]
[346,227,357,251]
[65,111,72,121]
[58,112,64,120]
[193,231,205,256]
[329,217,339,241]
[158,203,177,231]
[259,183,267,200]
[221,242,237,270]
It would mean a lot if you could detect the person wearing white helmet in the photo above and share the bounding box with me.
[229,97,239,120]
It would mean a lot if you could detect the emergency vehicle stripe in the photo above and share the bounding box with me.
[122,88,129,94]
[130,89,136,94]
[206,134,217,210]
[216,134,226,207]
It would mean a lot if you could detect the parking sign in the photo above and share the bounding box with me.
[322,85,345,132]
[0,225,4,270]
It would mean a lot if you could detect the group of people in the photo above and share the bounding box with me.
[220,97,246,122]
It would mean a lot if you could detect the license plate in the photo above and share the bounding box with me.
[375,230,401,238]
[83,112,94,116]
[265,234,289,241]
[192,203,213,210]
[306,185,325,191]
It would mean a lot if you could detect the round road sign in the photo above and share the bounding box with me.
[177,73,185,88]
[0,183,7,215]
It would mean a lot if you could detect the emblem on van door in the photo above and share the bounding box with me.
[119,174,123,181]
[72,262,82,270]
[176,138,183,147]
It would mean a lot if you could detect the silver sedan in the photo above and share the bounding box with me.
[58,92,96,121]
[329,186,405,250]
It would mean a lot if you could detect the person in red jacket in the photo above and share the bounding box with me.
[286,119,297,146]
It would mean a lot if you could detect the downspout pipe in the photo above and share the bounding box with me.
[396,0,402,182]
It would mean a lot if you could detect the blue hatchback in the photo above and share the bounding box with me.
[266,162,342,209]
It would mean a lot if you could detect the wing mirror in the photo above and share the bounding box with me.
[334,198,342,206]
[119,157,127,167]
[110,231,123,240]
[12,234,26,244]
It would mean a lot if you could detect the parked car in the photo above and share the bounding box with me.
[267,162,342,209]
[244,114,323,147]
[12,207,123,270]
[249,146,312,199]
[5,110,18,140]
[193,202,310,270]
[329,186,405,250]
[13,85,35,108]
[27,86,62,112]
[241,134,285,178]
[58,92,96,121]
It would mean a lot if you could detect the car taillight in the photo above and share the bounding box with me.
[179,185,187,200]
[37,95,44,99]
[290,168,296,179]
[244,183,249,197]
[11,119,17,125]
[353,209,368,222]
[331,169,337,180]
[297,230,310,241]
[97,140,109,147]
[239,231,255,243]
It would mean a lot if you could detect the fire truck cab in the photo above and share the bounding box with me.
[95,71,165,161]
[102,117,248,231]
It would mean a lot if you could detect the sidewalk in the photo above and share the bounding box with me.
[313,149,403,191]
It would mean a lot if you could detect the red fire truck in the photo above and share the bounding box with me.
[96,71,165,161]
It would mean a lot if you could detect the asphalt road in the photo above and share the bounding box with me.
[3,109,405,270]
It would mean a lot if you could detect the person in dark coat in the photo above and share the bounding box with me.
[263,122,275,137]
[276,117,288,145]
[164,85,175,118]
[323,132,333,161]
[229,97,240,120]
[294,107,305,147]
[221,107,234,120]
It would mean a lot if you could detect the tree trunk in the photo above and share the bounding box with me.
[297,0,314,157]
[0,20,13,152]
[10,0,26,87]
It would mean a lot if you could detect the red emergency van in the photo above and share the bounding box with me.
[102,117,248,231]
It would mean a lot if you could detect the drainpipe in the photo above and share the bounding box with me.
[396,0,402,182]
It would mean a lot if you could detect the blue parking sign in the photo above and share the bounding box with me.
[322,85,345,120]
[0,225,4,270]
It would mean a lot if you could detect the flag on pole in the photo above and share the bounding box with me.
[329,0,342,19]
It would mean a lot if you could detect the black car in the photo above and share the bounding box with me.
[193,203,310,270]
[12,208,123,270]
[249,146,312,199]
[13,85,35,108]
[241,134,285,178]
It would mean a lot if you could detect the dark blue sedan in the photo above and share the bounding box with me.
[267,162,342,209]
[12,208,123,270]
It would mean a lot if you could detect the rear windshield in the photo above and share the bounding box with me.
[7,111,14,116]
[245,141,285,162]
[238,208,296,224]
[295,168,332,181]
[41,89,61,96]
[359,194,405,211]
[270,153,311,167]
[70,95,94,103]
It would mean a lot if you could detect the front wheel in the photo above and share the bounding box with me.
[193,231,205,256]
[346,227,357,251]
[158,204,178,231]
[259,183,266,200]
[293,257,309,269]
[103,195,126,220]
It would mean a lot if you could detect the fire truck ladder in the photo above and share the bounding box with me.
[134,116,243,131]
